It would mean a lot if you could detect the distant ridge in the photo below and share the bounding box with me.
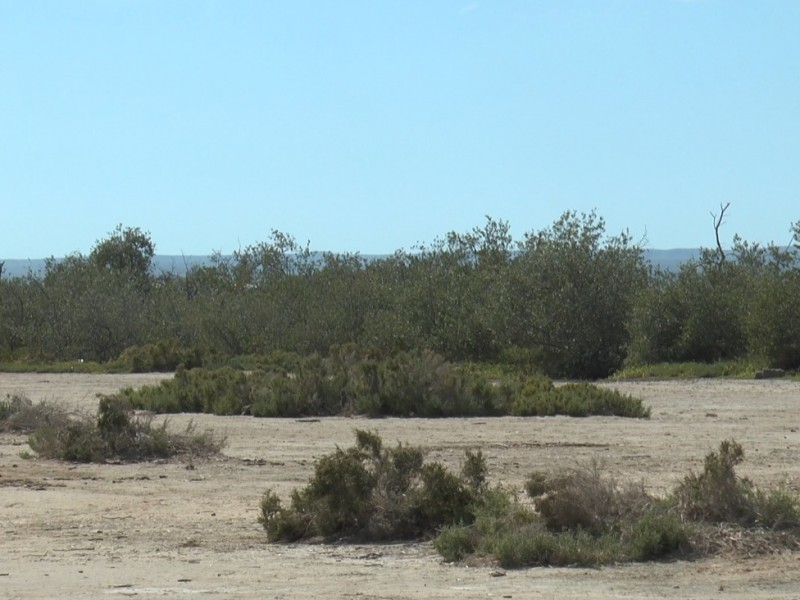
[0,249,702,279]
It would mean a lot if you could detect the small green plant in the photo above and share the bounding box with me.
[495,527,625,568]
[434,524,477,562]
[627,509,691,561]
[749,487,800,530]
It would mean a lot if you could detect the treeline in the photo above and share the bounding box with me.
[1,213,799,379]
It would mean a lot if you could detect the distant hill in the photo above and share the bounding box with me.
[0,249,702,279]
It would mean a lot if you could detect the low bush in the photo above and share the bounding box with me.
[627,509,691,561]
[24,394,224,462]
[259,430,482,542]
[123,349,650,419]
[117,340,204,372]
[749,488,800,530]
[528,460,650,534]
[673,439,753,524]
[0,394,66,433]
[261,437,798,569]
[511,382,650,418]
[673,440,800,530]
[613,360,763,380]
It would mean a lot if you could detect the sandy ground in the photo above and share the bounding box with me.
[1,373,800,599]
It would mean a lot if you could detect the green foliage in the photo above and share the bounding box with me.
[0,393,28,423]
[461,449,488,493]
[259,431,479,542]
[3,216,800,377]
[510,381,650,418]
[494,527,625,568]
[613,359,764,380]
[672,440,800,531]
[117,341,204,372]
[123,366,252,414]
[90,224,155,277]
[673,440,753,524]
[628,262,748,365]
[627,509,691,561]
[123,350,650,419]
[507,211,647,379]
[433,523,477,562]
[259,490,309,542]
[749,487,800,530]
[261,435,798,569]
[628,236,800,369]
[747,270,800,370]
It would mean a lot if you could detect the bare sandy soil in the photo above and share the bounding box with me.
[2,373,800,599]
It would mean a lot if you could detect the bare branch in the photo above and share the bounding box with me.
[710,202,731,268]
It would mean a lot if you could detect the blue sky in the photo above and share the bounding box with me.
[2,1,799,258]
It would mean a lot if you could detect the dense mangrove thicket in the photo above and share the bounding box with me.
[1,214,799,379]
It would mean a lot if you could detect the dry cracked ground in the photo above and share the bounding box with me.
[1,372,800,599]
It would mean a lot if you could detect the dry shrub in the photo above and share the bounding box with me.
[25,394,224,462]
[530,460,650,534]
[0,394,67,433]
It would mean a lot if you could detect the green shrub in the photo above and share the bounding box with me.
[260,434,798,569]
[29,419,106,462]
[259,490,310,542]
[118,340,204,373]
[673,440,754,524]
[123,366,251,414]
[627,510,691,561]
[747,271,800,370]
[259,430,480,542]
[613,360,763,380]
[493,526,554,568]
[434,524,476,562]
[124,351,651,420]
[510,382,650,418]
[494,527,624,568]
[461,449,488,493]
[749,488,800,530]
[524,471,549,498]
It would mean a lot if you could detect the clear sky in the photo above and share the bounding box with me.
[2,1,799,259]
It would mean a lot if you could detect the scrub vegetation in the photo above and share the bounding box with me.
[119,348,649,419]
[0,392,224,462]
[2,212,798,379]
[260,433,800,568]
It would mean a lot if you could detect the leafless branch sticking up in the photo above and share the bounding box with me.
[710,203,730,268]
